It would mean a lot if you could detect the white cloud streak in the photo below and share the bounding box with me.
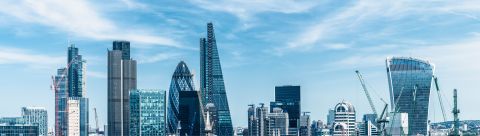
[0,46,64,69]
[0,0,181,48]
[137,53,180,64]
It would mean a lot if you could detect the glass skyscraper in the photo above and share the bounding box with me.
[200,22,234,136]
[167,61,196,134]
[108,41,137,136]
[129,89,166,136]
[54,68,68,136]
[386,57,434,135]
[179,91,205,136]
[67,45,86,97]
[271,85,301,133]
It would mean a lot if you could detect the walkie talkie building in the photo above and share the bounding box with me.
[386,57,434,135]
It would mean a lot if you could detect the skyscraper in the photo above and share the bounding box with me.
[271,85,301,134]
[129,89,167,136]
[386,57,434,135]
[108,41,137,136]
[247,104,258,136]
[167,61,196,134]
[54,68,68,136]
[266,108,289,136]
[67,45,86,97]
[67,97,89,136]
[21,107,48,136]
[332,101,356,136]
[179,91,205,136]
[200,22,233,135]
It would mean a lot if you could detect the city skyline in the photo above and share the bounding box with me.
[0,0,480,131]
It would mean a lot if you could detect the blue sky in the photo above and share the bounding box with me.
[0,0,479,129]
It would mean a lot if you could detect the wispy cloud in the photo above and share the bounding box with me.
[137,52,180,64]
[0,0,181,48]
[0,46,64,69]
[86,71,107,79]
[188,0,320,20]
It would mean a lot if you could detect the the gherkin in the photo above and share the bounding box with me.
[167,61,196,134]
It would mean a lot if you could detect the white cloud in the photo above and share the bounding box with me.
[0,46,64,69]
[137,53,180,64]
[282,1,480,53]
[188,0,320,20]
[86,71,107,79]
[0,0,180,48]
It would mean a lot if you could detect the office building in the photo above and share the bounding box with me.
[256,104,268,136]
[386,57,434,135]
[299,112,311,136]
[108,41,137,136]
[54,68,68,136]
[179,91,205,135]
[67,97,89,136]
[0,124,39,136]
[332,101,356,136]
[167,61,196,134]
[200,22,233,135]
[385,112,408,135]
[271,85,300,135]
[358,114,378,136]
[266,108,289,136]
[21,107,48,136]
[67,45,86,98]
[247,104,257,136]
[129,89,166,136]
[327,109,335,128]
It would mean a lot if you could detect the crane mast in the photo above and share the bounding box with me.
[355,70,378,115]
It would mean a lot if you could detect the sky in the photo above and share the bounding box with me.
[0,0,479,129]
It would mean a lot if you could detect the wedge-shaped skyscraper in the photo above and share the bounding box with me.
[200,22,233,135]
[386,57,434,135]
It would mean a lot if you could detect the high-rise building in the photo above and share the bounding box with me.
[54,68,68,136]
[247,104,258,136]
[256,103,268,136]
[0,124,39,135]
[358,114,378,136]
[332,101,356,136]
[129,89,166,136]
[167,61,196,134]
[21,107,48,136]
[179,91,205,136]
[67,97,89,136]
[271,85,301,135]
[108,41,137,136]
[299,112,311,136]
[200,22,233,135]
[385,112,408,135]
[266,108,289,136]
[386,57,434,135]
[67,45,86,97]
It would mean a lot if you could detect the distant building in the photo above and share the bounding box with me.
[54,68,68,136]
[129,89,166,136]
[256,104,268,136]
[200,22,234,136]
[332,101,356,136]
[385,112,408,135]
[327,109,335,129]
[271,85,301,135]
[179,91,205,135]
[0,124,39,135]
[108,41,137,136]
[358,114,378,136]
[247,104,258,136]
[299,112,311,136]
[67,97,89,136]
[0,117,25,125]
[386,57,434,135]
[167,61,196,134]
[266,108,289,136]
[22,107,48,136]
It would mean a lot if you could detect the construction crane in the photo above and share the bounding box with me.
[94,108,99,134]
[355,70,378,115]
[433,76,447,122]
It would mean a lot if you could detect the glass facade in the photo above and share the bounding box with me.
[129,89,166,136]
[21,107,48,136]
[54,68,68,136]
[167,61,196,134]
[200,22,233,135]
[67,45,86,98]
[108,41,137,136]
[386,57,434,135]
[0,125,39,136]
[271,85,301,129]
[179,91,205,135]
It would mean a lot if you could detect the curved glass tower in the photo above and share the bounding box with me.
[167,61,196,134]
[200,22,233,135]
[386,57,434,135]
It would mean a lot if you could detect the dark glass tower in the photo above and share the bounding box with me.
[67,45,85,97]
[108,41,137,136]
[200,22,234,135]
[179,91,205,136]
[54,68,68,136]
[386,57,434,135]
[271,86,301,130]
[167,61,196,134]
